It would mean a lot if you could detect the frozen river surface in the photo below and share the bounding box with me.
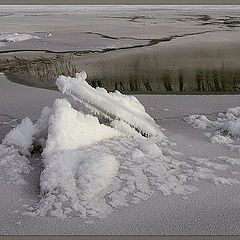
[1,5,240,235]
[1,73,240,235]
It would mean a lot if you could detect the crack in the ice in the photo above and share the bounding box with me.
[0,30,222,55]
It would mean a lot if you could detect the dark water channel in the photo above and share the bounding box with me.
[1,43,240,94]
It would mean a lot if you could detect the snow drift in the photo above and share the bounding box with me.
[0,71,239,219]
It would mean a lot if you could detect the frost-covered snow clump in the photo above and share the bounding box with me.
[185,107,240,150]
[56,71,163,138]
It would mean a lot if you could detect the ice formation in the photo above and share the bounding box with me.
[0,71,239,219]
[3,117,37,154]
[56,72,163,138]
[0,33,39,43]
[185,107,240,151]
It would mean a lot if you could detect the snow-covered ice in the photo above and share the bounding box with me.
[1,71,240,234]
[0,71,239,221]
[0,3,240,234]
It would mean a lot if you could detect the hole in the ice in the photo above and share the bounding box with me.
[30,141,43,156]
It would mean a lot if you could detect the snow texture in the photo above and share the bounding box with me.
[185,107,240,151]
[0,72,239,220]
[218,156,240,166]
[0,33,39,42]
[56,72,163,138]
[3,117,36,155]
[0,144,32,185]
[43,98,121,156]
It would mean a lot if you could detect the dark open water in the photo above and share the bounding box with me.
[1,43,240,94]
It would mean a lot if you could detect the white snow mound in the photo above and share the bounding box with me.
[185,106,240,152]
[56,72,163,138]
[43,98,120,156]
[3,117,36,154]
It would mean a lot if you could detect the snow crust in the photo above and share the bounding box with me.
[0,72,239,220]
[0,33,39,42]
